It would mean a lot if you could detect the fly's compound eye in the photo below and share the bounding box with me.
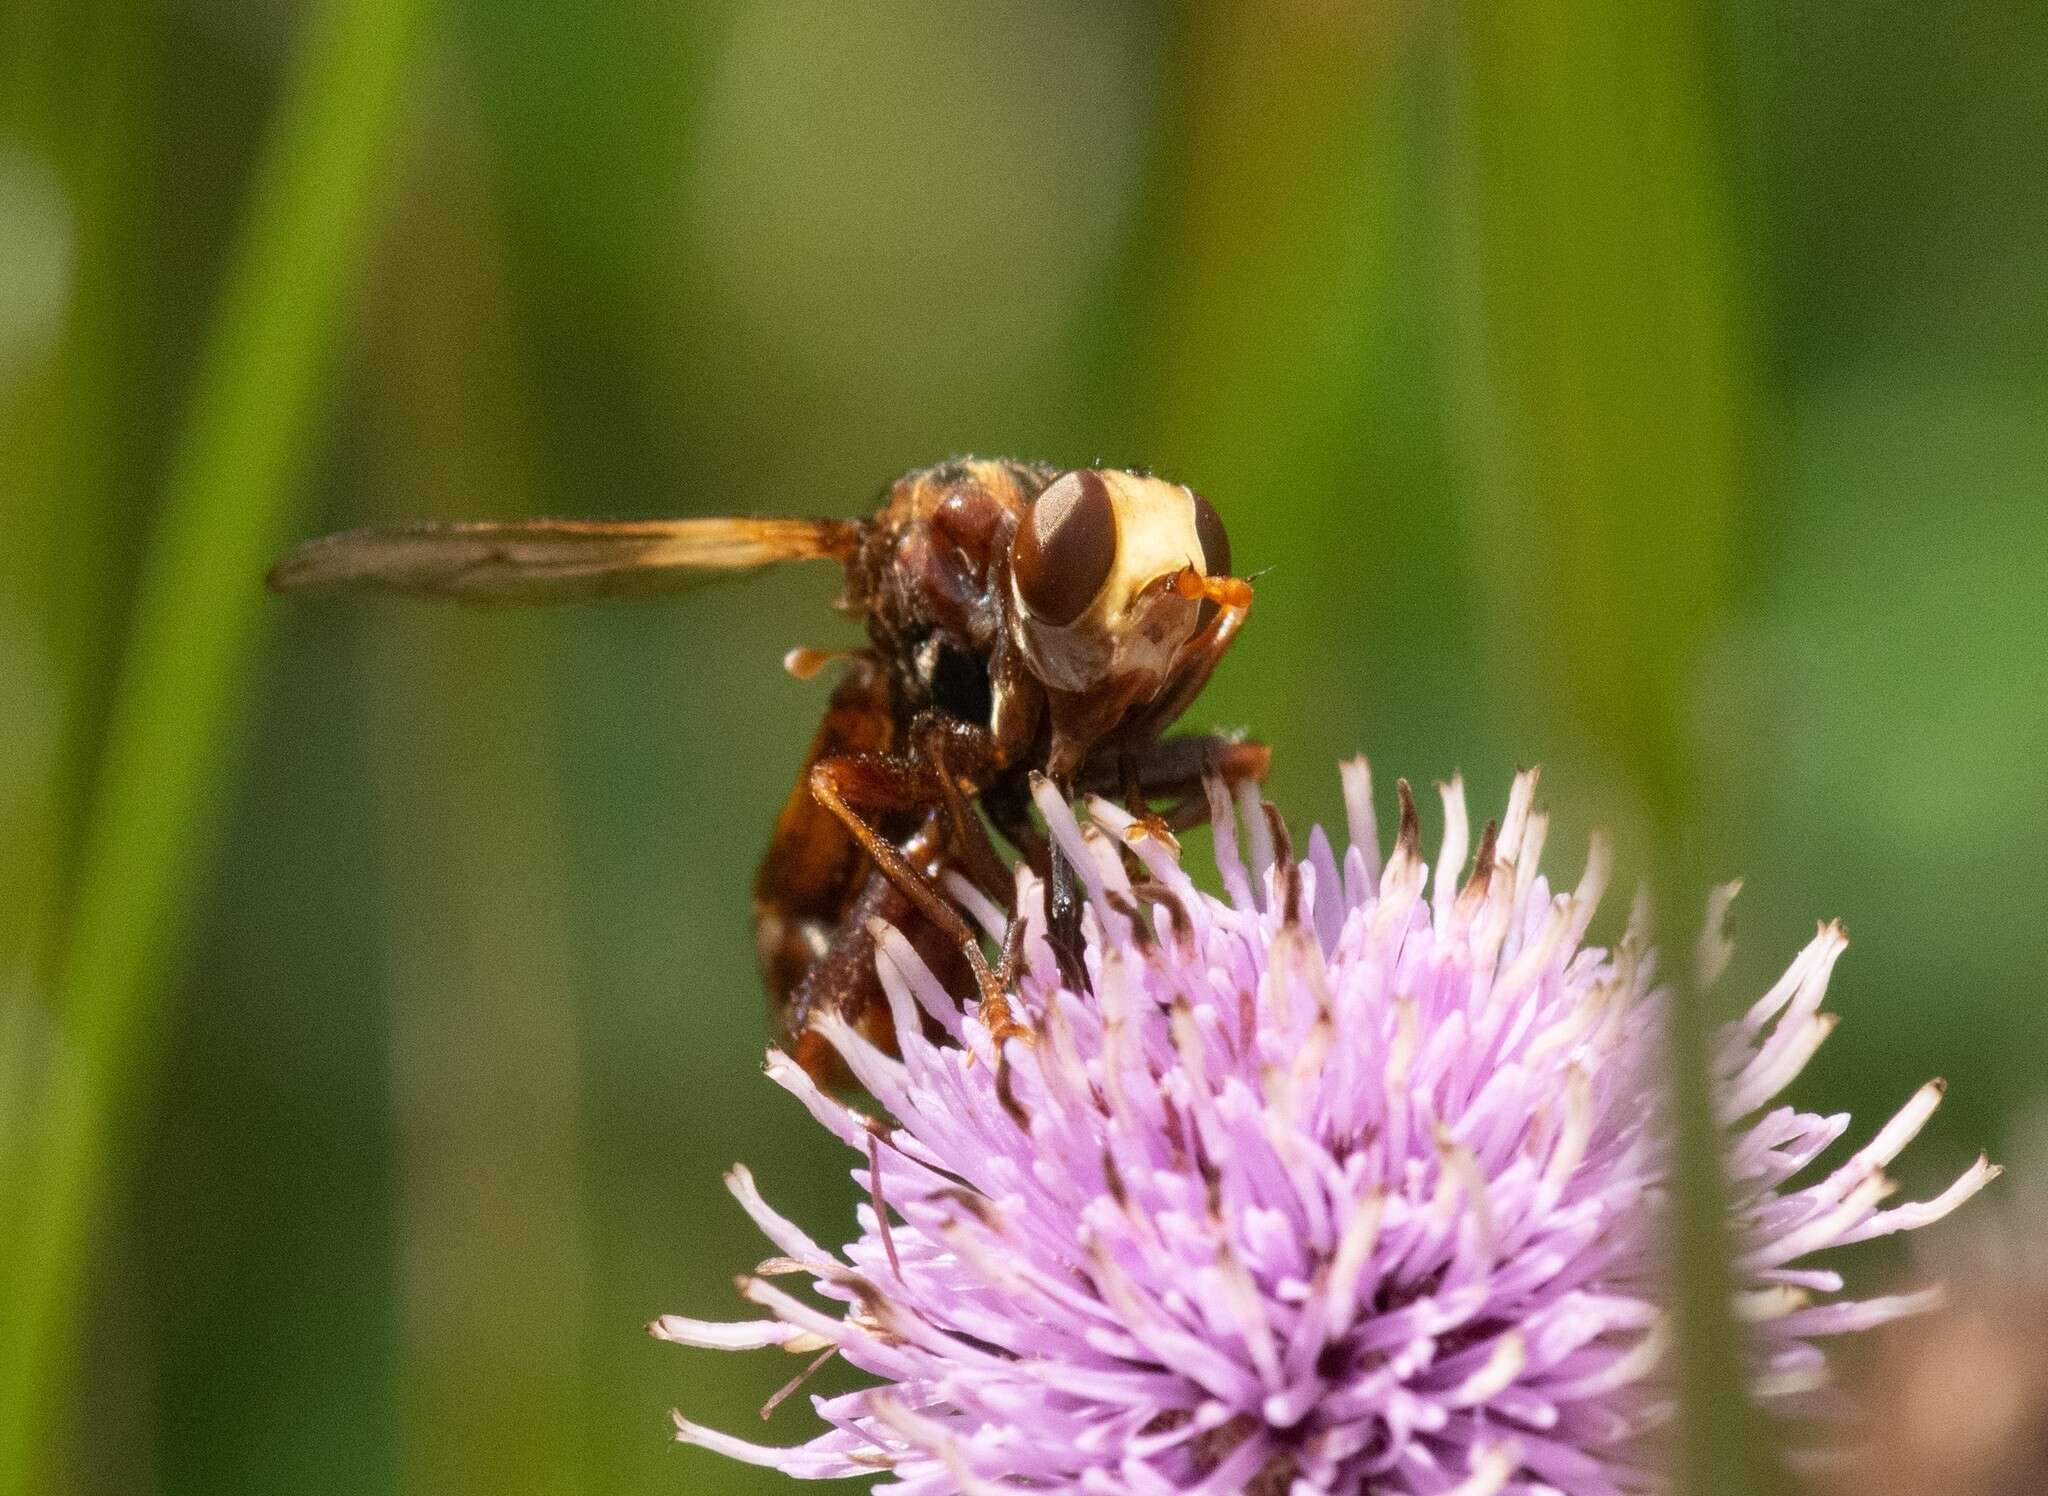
[1189,490,1230,579]
[1013,470,1119,627]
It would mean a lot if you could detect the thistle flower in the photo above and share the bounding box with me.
[655,764,1991,1494]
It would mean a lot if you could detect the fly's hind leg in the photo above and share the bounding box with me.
[756,652,908,1082]
[784,820,976,1090]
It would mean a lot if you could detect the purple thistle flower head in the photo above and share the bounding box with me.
[655,763,1992,1494]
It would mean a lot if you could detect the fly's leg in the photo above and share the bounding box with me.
[910,713,1013,908]
[1037,734,1272,989]
[1046,829,1089,994]
[1118,754,1179,849]
[785,818,975,1090]
[913,714,1042,994]
[756,653,904,1076]
[808,748,1031,1053]
[1083,733,1273,832]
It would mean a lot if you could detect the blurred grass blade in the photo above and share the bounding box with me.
[0,0,437,1485]
[351,122,593,1495]
[0,0,150,1004]
[1436,2,1780,1490]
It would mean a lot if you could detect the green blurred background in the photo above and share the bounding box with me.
[2,1,2043,1492]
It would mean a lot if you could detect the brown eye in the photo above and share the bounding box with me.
[1013,470,1118,626]
[1190,490,1230,578]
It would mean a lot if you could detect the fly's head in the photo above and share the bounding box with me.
[1005,468,1248,777]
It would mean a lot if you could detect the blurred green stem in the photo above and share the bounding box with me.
[0,0,436,1485]
[1438,2,1779,1489]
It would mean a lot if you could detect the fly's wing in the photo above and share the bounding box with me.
[265,516,862,603]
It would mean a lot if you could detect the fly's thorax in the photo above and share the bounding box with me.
[865,458,1041,644]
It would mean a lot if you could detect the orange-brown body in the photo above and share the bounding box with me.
[746,459,1262,1072]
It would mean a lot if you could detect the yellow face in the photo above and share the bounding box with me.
[1008,469,1233,697]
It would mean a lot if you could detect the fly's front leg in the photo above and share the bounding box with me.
[1045,823,1089,995]
[1117,754,1180,850]
[979,774,1069,997]
[808,751,1031,1053]
[910,705,1054,995]
[756,651,902,1079]
[908,712,1012,909]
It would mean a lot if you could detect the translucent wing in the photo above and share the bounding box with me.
[265,516,862,603]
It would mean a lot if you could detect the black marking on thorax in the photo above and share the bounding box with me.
[914,634,995,728]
